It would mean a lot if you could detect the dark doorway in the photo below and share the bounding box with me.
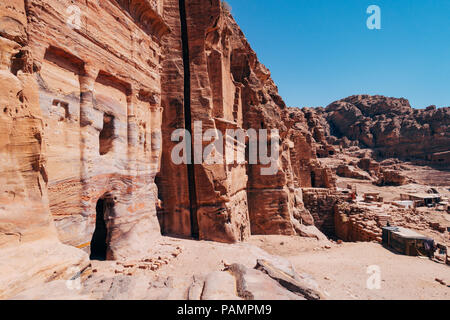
[90,199,108,260]
[311,171,316,188]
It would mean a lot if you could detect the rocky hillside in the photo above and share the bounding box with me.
[309,95,450,165]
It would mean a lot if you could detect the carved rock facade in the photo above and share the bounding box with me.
[158,0,334,242]
[0,0,332,296]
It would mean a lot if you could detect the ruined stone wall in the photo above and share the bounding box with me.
[1,0,338,292]
[302,188,342,236]
[303,189,385,241]
[334,203,383,243]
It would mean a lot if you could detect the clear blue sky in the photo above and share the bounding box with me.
[226,0,450,109]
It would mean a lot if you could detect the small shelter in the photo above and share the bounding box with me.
[399,193,441,207]
[382,226,433,256]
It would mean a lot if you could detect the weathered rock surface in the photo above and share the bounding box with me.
[0,240,89,299]
[0,0,92,298]
[1,0,168,296]
[201,271,240,300]
[255,259,323,300]
[26,0,168,259]
[158,0,333,242]
[376,169,408,186]
[336,164,373,181]
[11,280,91,300]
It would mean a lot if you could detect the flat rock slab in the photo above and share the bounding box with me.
[226,264,305,300]
[201,271,241,300]
[0,240,90,299]
[255,259,324,300]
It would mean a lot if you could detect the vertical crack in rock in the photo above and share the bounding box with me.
[179,0,199,238]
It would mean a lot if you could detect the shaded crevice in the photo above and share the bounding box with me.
[90,199,108,261]
[179,0,199,239]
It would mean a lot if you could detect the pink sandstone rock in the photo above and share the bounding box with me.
[0,0,332,298]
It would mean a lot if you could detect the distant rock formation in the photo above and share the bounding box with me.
[321,95,450,163]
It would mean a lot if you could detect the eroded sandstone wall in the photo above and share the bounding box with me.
[159,0,251,243]
[0,0,53,248]
[158,0,193,239]
[24,0,169,259]
[0,0,88,298]
[1,0,336,283]
[158,0,334,242]
[1,0,169,265]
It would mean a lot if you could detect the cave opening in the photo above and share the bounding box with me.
[310,171,316,188]
[90,198,108,261]
[155,175,165,234]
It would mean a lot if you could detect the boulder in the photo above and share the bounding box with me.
[226,264,304,300]
[255,259,324,300]
[201,271,241,300]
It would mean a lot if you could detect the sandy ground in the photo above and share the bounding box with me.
[92,235,450,300]
[402,164,450,187]
[153,235,450,300]
[13,235,450,300]
[248,235,450,300]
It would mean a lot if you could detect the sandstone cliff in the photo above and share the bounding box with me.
[0,0,332,297]
[158,0,334,242]
[0,0,89,298]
